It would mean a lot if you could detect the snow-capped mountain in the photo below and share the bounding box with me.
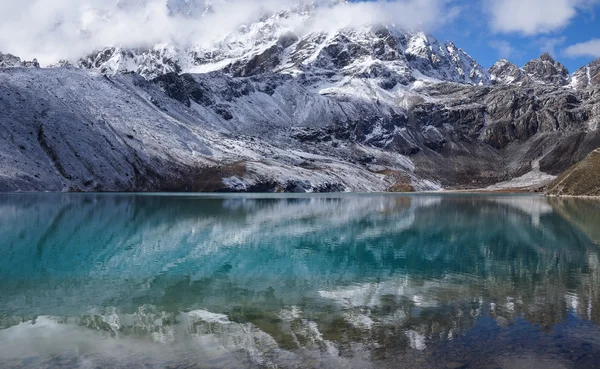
[4,0,596,91]
[0,1,600,193]
[33,0,593,91]
[72,1,489,85]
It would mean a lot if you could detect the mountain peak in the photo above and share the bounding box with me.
[522,52,570,86]
[489,58,529,85]
[492,58,514,67]
[538,52,555,62]
[69,10,490,86]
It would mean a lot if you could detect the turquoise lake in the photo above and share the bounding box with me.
[1,194,600,368]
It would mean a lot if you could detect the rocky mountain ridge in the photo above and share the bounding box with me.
[31,0,487,84]
[2,0,597,90]
[0,53,40,69]
[70,27,490,86]
[489,53,597,88]
[49,45,600,91]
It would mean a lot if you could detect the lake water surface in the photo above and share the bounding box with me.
[1,194,600,369]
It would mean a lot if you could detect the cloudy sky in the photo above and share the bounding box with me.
[0,0,598,71]
[437,0,600,71]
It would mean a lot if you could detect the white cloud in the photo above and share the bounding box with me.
[485,0,600,35]
[0,0,454,65]
[307,0,458,32]
[563,38,600,58]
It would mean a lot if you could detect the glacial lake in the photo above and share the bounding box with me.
[1,194,600,369]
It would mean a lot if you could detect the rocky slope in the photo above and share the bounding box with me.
[0,1,599,193]
[572,58,600,90]
[547,149,600,197]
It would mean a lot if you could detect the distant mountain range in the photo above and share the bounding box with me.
[0,0,599,193]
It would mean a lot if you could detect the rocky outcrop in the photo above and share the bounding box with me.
[572,58,600,90]
[521,53,571,86]
[489,59,531,85]
[0,53,39,68]
[547,149,600,197]
[77,46,182,80]
[490,53,572,87]
[404,34,490,85]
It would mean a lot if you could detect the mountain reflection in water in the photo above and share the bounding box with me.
[0,194,599,369]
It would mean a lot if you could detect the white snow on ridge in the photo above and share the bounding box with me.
[50,2,492,88]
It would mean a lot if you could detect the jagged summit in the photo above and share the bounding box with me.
[70,12,490,86]
[0,0,481,85]
[522,52,571,86]
[489,53,580,88]
[1,0,597,92]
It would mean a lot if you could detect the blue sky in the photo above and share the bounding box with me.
[415,0,600,71]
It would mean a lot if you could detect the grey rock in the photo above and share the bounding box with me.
[0,64,598,193]
[0,53,39,69]
[572,58,600,89]
[521,53,571,86]
[489,59,531,86]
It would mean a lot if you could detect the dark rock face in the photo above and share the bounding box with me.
[400,83,599,187]
[521,53,571,86]
[481,86,590,149]
[540,130,600,175]
[154,73,214,107]
[230,45,284,77]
